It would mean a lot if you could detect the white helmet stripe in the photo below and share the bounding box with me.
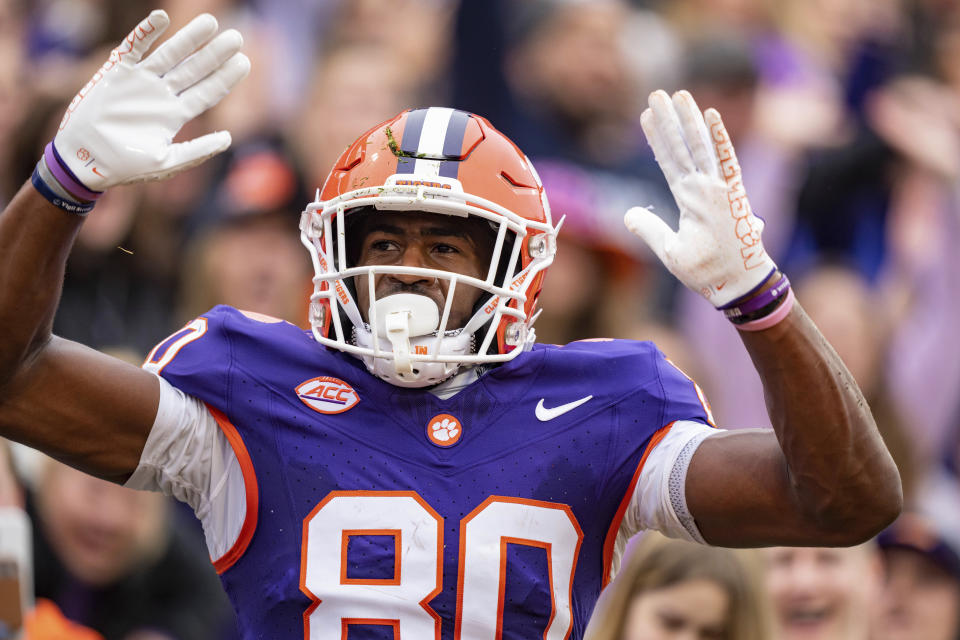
[413,107,455,176]
[417,107,456,155]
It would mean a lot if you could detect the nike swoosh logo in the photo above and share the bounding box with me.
[535,395,594,422]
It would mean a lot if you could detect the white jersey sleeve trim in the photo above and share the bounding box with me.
[607,420,721,581]
[125,374,246,562]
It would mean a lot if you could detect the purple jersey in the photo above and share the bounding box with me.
[147,306,711,640]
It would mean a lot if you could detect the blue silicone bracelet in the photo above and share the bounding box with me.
[31,166,95,216]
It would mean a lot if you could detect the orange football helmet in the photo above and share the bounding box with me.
[299,107,559,387]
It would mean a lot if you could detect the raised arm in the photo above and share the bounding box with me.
[685,286,901,546]
[626,90,901,547]
[0,11,248,482]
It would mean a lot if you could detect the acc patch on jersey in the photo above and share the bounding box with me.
[295,376,360,415]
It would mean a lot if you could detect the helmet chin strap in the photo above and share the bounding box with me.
[371,294,440,375]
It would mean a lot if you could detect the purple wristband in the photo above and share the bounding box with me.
[737,288,795,331]
[718,266,778,310]
[44,142,103,202]
[723,273,790,318]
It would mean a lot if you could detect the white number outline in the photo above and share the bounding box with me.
[455,496,584,640]
[142,318,208,374]
[300,492,584,639]
[299,491,443,640]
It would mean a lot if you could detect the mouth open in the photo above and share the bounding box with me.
[782,604,835,634]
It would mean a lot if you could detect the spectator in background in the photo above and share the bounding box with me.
[762,0,908,281]
[499,0,674,199]
[913,431,960,549]
[27,0,154,101]
[764,544,883,640]
[486,0,683,341]
[178,138,311,326]
[587,533,773,640]
[533,239,654,345]
[0,439,121,639]
[287,0,453,191]
[503,0,643,162]
[2,369,238,640]
[30,456,236,640]
[291,45,417,191]
[249,0,341,118]
[868,10,960,467]
[323,0,455,101]
[661,0,773,39]
[873,512,960,640]
[0,0,28,209]
[158,0,290,139]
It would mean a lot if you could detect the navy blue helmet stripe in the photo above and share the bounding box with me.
[399,108,428,154]
[396,109,428,173]
[438,161,460,178]
[437,109,470,179]
[442,110,470,158]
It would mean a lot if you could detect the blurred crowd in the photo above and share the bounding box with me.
[0,0,958,638]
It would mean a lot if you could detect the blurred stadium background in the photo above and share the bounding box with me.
[2,0,959,638]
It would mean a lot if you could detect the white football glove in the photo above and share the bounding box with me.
[54,10,250,191]
[625,90,776,308]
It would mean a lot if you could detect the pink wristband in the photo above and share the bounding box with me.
[735,288,795,332]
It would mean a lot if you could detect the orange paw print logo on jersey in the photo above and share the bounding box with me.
[427,413,462,447]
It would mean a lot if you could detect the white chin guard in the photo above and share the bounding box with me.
[373,294,439,372]
[354,294,475,388]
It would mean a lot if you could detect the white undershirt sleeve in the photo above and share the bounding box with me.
[125,375,247,561]
[630,420,719,543]
[607,420,721,579]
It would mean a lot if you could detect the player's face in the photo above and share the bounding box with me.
[873,549,960,640]
[621,578,730,640]
[353,211,494,329]
[764,546,882,640]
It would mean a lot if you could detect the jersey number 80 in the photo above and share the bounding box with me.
[301,492,584,639]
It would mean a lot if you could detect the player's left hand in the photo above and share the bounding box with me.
[625,90,776,308]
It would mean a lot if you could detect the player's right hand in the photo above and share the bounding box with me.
[53,10,250,192]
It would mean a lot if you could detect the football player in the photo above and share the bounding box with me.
[0,11,901,639]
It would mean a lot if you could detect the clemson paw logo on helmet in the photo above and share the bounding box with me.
[427,413,462,447]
